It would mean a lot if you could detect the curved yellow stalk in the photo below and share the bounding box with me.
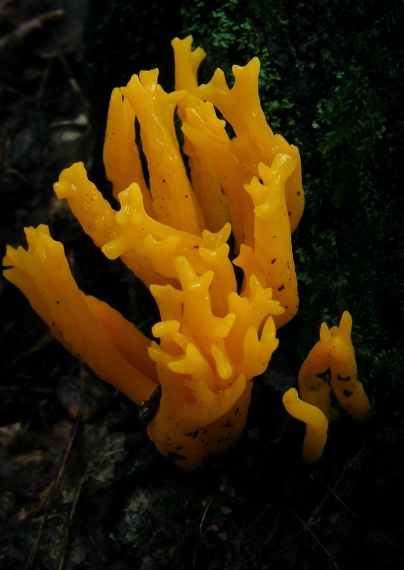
[283,388,329,464]
[3,226,158,404]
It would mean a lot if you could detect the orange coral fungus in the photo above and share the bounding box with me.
[4,36,307,469]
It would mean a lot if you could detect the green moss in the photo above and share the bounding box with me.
[181,0,296,137]
[181,0,403,383]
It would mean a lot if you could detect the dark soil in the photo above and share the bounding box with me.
[0,2,403,569]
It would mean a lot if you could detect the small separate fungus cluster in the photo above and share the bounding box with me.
[3,37,370,468]
[283,311,371,463]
